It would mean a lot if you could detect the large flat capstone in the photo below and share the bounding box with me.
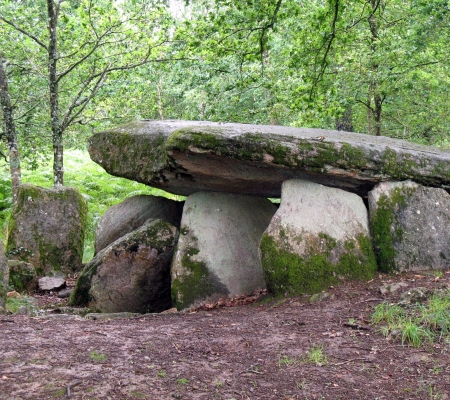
[88,120,450,198]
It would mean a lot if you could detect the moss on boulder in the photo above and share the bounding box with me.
[369,181,450,272]
[6,184,87,276]
[8,260,37,293]
[260,180,377,295]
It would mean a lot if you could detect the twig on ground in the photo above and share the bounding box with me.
[343,323,371,331]
[239,364,263,375]
[332,357,373,366]
[66,380,81,397]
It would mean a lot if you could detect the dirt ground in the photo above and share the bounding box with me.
[1,271,450,400]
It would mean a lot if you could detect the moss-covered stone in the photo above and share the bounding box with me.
[7,183,88,275]
[171,246,227,311]
[67,260,99,307]
[88,121,450,198]
[8,261,37,293]
[369,181,450,272]
[369,184,417,272]
[72,218,178,313]
[260,232,376,295]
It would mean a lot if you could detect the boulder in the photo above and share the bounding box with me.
[6,184,88,275]
[260,179,377,295]
[171,192,276,310]
[368,181,450,272]
[69,219,178,313]
[8,260,37,292]
[0,241,8,312]
[38,276,66,291]
[88,120,450,198]
[95,194,183,254]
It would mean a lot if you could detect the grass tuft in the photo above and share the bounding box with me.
[371,290,450,347]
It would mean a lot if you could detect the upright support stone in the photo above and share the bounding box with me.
[260,179,377,295]
[368,180,450,272]
[6,184,88,275]
[171,192,277,310]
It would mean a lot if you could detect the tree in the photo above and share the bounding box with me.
[0,0,179,186]
[0,56,21,202]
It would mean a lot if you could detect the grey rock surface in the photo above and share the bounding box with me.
[369,181,450,272]
[6,184,87,275]
[70,219,178,313]
[171,191,277,310]
[89,120,450,198]
[260,179,377,295]
[379,281,408,295]
[38,277,66,291]
[95,194,183,254]
[399,287,428,304]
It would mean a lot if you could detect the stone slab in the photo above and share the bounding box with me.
[88,120,450,198]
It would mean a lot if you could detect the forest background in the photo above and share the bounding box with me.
[0,0,449,262]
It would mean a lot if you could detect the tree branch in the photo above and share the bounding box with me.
[309,0,340,99]
[0,15,48,50]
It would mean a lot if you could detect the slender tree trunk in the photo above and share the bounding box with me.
[367,0,383,136]
[373,91,382,136]
[0,55,22,202]
[47,0,64,186]
[156,79,164,120]
[367,85,373,135]
[335,106,353,132]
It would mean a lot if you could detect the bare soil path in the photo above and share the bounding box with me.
[1,271,449,400]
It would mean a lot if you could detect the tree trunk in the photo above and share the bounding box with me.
[0,56,22,202]
[335,107,353,132]
[47,0,64,186]
[373,91,382,136]
[156,79,164,120]
[367,0,383,136]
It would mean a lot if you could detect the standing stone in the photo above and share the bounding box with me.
[260,179,376,295]
[171,192,277,310]
[70,219,178,313]
[95,194,183,254]
[368,180,450,272]
[0,241,8,313]
[6,184,88,276]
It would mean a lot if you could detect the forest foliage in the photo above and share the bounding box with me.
[1,0,449,169]
[0,0,449,260]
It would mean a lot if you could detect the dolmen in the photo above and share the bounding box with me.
[70,120,450,313]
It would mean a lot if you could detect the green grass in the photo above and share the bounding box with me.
[176,378,190,385]
[89,350,106,362]
[277,353,298,368]
[371,290,450,347]
[0,149,183,263]
[302,344,328,366]
[5,295,37,314]
[157,370,167,378]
